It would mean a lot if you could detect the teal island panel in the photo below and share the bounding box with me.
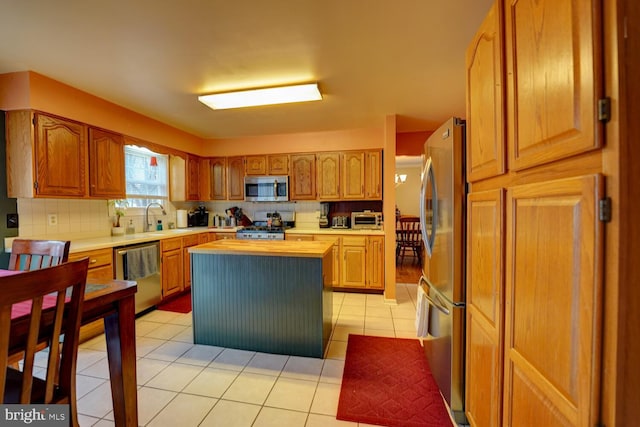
[190,252,332,358]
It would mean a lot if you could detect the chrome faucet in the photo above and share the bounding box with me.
[145,202,167,231]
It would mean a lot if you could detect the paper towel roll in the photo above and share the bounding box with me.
[177,210,188,228]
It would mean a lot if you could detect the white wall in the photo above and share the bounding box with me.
[395,159,422,217]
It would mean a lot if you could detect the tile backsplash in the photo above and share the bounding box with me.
[14,199,323,240]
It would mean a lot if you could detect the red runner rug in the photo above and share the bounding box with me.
[157,291,192,313]
[337,334,451,427]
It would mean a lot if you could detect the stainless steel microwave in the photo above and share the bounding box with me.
[351,211,383,229]
[244,176,289,202]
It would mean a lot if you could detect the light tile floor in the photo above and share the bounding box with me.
[71,283,421,426]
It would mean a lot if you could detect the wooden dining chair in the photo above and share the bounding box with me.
[396,216,423,265]
[8,239,71,271]
[7,239,71,368]
[0,258,89,427]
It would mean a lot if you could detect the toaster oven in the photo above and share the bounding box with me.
[351,211,383,230]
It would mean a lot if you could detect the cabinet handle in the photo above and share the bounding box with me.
[90,258,98,264]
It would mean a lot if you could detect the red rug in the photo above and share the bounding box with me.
[157,291,192,313]
[337,334,451,427]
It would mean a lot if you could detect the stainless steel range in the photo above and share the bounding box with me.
[236,226,285,240]
[236,210,295,240]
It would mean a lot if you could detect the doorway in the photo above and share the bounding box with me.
[395,155,422,284]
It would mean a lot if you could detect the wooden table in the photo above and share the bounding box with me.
[7,273,138,427]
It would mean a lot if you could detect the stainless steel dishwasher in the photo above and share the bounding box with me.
[114,241,162,314]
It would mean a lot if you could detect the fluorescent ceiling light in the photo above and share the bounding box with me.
[198,83,322,110]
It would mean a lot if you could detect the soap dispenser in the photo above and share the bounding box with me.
[126,220,135,235]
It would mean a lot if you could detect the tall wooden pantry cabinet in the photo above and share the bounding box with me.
[464,1,607,426]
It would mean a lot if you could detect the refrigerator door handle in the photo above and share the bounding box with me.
[419,275,450,315]
[420,157,438,257]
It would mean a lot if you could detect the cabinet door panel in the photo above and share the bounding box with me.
[365,150,382,199]
[89,127,125,198]
[187,155,200,201]
[210,157,227,200]
[466,189,504,427]
[162,249,183,297]
[245,155,267,175]
[227,156,245,200]
[366,236,384,289]
[268,154,289,175]
[36,114,87,197]
[290,154,316,200]
[341,152,365,199]
[317,153,340,200]
[342,236,366,288]
[503,175,603,427]
[199,157,211,201]
[466,2,505,182]
[505,0,602,170]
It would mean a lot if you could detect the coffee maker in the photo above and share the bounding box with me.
[319,202,330,228]
[189,206,209,227]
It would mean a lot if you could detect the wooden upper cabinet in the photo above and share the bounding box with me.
[365,150,382,199]
[209,157,227,200]
[34,113,88,197]
[227,156,245,200]
[466,188,504,427]
[89,127,125,199]
[341,151,366,200]
[186,154,201,201]
[505,0,602,171]
[169,154,186,201]
[290,154,316,200]
[268,154,289,175]
[317,153,341,200]
[503,174,603,427]
[7,111,89,198]
[199,157,211,201]
[466,2,505,182]
[245,155,267,175]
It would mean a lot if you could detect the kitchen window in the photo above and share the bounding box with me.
[122,145,168,208]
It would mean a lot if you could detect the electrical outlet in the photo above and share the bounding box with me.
[7,213,18,228]
[48,214,58,226]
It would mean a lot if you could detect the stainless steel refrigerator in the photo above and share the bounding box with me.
[419,117,467,425]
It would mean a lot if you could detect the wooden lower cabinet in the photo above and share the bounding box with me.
[300,233,384,290]
[466,189,504,427]
[182,234,200,289]
[161,237,183,298]
[366,236,384,289]
[313,235,341,286]
[68,248,114,342]
[68,248,114,282]
[340,236,366,288]
[502,175,603,427]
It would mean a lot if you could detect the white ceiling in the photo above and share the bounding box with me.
[0,0,492,139]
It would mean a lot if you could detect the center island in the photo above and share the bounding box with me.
[188,239,334,358]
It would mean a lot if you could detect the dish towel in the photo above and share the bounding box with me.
[415,285,430,337]
[125,245,159,281]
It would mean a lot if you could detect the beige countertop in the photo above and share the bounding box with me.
[189,239,334,258]
[4,226,383,254]
[3,227,236,253]
[286,227,385,236]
